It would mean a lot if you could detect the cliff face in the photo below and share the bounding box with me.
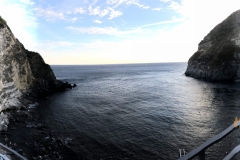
[185,10,240,81]
[0,16,58,112]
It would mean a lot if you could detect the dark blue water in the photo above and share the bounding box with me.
[35,63,240,159]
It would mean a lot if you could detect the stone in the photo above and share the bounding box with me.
[0,16,76,131]
[64,137,72,145]
[185,9,240,81]
[0,113,9,131]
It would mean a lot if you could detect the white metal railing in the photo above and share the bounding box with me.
[0,143,27,160]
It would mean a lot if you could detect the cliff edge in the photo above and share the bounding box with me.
[0,16,70,130]
[185,10,240,81]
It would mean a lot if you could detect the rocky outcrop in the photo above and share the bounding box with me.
[185,10,240,81]
[0,16,72,131]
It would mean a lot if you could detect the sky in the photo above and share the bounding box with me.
[0,0,239,64]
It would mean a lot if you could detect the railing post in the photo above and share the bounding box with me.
[199,150,205,160]
[177,118,240,160]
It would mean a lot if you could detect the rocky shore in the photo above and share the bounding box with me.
[0,16,82,159]
[0,16,77,130]
[185,9,240,81]
[1,94,81,160]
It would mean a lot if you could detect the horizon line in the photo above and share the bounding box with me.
[49,61,188,66]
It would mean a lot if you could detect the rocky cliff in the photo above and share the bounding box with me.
[0,16,67,115]
[185,10,240,81]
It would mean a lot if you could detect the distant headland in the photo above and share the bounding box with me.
[185,9,240,82]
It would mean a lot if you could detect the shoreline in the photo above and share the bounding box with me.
[0,97,81,160]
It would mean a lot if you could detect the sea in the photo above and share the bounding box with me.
[34,63,240,160]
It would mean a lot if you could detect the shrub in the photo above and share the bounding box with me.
[0,16,7,28]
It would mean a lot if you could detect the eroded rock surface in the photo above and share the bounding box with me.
[0,16,68,130]
[185,10,240,81]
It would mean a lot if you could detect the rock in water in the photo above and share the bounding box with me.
[185,10,240,81]
[0,16,64,113]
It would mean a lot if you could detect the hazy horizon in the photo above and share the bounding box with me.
[0,0,239,65]
[49,61,187,66]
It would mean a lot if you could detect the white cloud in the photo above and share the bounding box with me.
[92,0,99,5]
[55,0,240,64]
[88,5,100,16]
[160,0,172,3]
[35,8,65,21]
[19,0,34,5]
[107,0,120,5]
[107,0,126,8]
[106,0,150,9]
[66,26,118,35]
[100,9,110,17]
[70,17,78,23]
[2,0,240,65]
[88,5,122,19]
[152,8,161,11]
[165,0,240,42]
[168,1,181,12]
[88,5,110,17]
[66,26,143,35]
[108,8,122,19]
[74,7,86,14]
[37,41,76,49]
[140,5,150,9]
[35,7,79,23]
[130,2,150,9]
[93,19,103,24]
[125,0,150,9]
[142,17,186,27]
[38,29,196,64]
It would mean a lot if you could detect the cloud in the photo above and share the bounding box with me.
[3,0,240,65]
[142,17,186,27]
[108,8,122,19]
[57,0,240,64]
[19,0,34,5]
[88,5,110,17]
[107,0,121,5]
[35,8,65,21]
[74,7,86,14]
[88,5,122,19]
[164,0,240,41]
[107,0,150,9]
[138,5,150,9]
[126,1,150,9]
[70,17,78,23]
[107,0,127,8]
[168,1,182,13]
[37,41,76,50]
[38,29,196,65]
[35,7,79,23]
[160,0,172,2]
[93,19,103,24]
[152,8,161,11]
[66,26,118,35]
[66,26,143,35]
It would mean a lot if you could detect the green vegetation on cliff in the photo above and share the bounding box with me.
[0,16,7,28]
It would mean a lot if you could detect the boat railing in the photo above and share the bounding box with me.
[177,117,240,160]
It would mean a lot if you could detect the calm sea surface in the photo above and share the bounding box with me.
[35,63,240,159]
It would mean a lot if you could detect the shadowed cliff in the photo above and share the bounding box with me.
[185,10,240,81]
[0,16,68,114]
